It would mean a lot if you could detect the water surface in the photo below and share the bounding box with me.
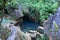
[21,15,40,32]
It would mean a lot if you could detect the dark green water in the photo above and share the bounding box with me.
[21,15,40,32]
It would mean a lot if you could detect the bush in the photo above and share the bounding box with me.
[0,0,59,23]
[19,0,58,22]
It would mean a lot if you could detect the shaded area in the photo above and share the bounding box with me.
[21,14,40,32]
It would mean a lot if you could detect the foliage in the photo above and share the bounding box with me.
[0,0,59,22]
[6,0,19,8]
[19,0,58,22]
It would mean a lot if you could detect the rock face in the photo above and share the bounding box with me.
[43,7,60,40]
[7,24,31,40]
[7,5,23,26]
[29,16,39,23]
[37,26,44,34]
[7,5,23,20]
[0,22,32,40]
[26,30,40,40]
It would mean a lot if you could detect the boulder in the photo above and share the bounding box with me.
[15,17,23,26]
[43,7,60,40]
[26,30,39,40]
[7,5,23,20]
[7,24,31,40]
[29,16,39,23]
[37,26,44,34]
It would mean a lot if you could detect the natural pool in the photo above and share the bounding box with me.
[21,15,40,32]
[1,16,40,32]
[21,20,40,32]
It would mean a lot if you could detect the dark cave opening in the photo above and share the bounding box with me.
[21,14,40,32]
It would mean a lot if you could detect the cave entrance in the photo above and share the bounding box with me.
[23,14,30,22]
[21,14,40,32]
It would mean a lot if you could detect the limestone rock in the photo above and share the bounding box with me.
[43,7,60,40]
[37,26,44,34]
[7,5,23,20]
[26,30,39,40]
[7,24,31,40]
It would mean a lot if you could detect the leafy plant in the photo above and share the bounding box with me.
[19,0,58,23]
[0,0,59,23]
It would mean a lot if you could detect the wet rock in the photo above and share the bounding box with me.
[15,17,23,26]
[37,26,44,34]
[29,16,39,23]
[43,7,60,40]
[26,30,39,40]
[7,24,31,40]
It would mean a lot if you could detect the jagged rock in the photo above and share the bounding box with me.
[43,7,60,40]
[37,26,44,34]
[7,24,31,40]
[15,17,23,26]
[29,16,39,23]
[7,5,23,20]
[7,5,24,26]
[0,21,32,40]
[26,30,39,40]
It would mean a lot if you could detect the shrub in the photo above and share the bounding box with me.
[19,0,58,22]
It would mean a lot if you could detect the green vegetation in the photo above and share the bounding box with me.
[19,0,58,22]
[0,0,59,22]
[0,0,59,40]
